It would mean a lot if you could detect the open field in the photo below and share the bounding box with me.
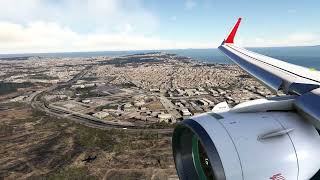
[0,103,177,179]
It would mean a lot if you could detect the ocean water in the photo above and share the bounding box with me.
[166,46,320,69]
[0,46,320,69]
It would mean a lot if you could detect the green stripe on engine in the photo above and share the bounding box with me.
[192,135,207,180]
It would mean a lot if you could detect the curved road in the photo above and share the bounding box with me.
[31,66,173,134]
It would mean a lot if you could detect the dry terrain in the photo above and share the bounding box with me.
[0,103,177,180]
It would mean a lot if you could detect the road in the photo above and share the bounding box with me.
[31,66,173,134]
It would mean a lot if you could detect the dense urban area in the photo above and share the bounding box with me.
[0,52,274,179]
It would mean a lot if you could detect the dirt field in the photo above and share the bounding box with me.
[0,103,177,180]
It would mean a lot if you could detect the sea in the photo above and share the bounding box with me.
[0,45,320,69]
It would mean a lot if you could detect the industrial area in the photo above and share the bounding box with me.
[0,52,272,179]
[1,53,271,129]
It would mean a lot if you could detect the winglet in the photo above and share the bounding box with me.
[224,17,242,44]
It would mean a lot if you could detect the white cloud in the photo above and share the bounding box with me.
[0,21,78,53]
[0,0,158,34]
[1,20,318,53]
[0,0,215,53]
[0,0,170,53]
[0,0,317,53]
[185,0,197,10]
[238,32,320,47]
[0,21,213,53]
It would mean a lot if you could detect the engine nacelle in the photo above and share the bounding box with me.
[172,111,320,180]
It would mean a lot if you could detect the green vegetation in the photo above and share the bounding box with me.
[1,102,174,179]
[106,171,147,180]
[28,74,58,80]
[32,108,47,117]
[75,125,116,151]
[100,56,162,67]
[73,124,163,153]
[74,87,102,98]
[63,90,75,98]
[3,101,28,108]
[95,104,117,111]
[148,121,176,129]
[0,72,17,79]
[237,74,252,78]
[45,167,98,180]
[120,82,137,88]
[80,77,98,81]
[0,124,14,135]
[113,131,160,152]
[0,82,33,95]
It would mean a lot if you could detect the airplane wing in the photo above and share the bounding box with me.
[218,18,320,129]
[219,18,320,95]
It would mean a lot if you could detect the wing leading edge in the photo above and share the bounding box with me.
[218,18,320,95]
[218,18,320,129]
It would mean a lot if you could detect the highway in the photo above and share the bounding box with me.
[31,66,173,134]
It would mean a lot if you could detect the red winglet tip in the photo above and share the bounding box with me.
[225,17,242,44]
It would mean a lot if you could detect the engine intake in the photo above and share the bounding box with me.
[172,111,320,180]
[173,119,225,179]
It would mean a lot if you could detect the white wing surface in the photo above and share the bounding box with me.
[219,18,320,129]
[218,18,320,95]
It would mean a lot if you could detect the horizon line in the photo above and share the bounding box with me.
[0,44,319,56]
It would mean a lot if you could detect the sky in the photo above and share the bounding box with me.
[0,0,320,53]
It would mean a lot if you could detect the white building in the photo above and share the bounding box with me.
[181,108,192,116]
[93,112,110,119]
[158,113,172,122]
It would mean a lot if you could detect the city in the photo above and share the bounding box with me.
[1,53,272,129]
[1,0,320,179]
[0,52,272,179]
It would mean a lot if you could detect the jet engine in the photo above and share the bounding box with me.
[172,98,320,180]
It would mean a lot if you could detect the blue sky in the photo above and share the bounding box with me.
[0,0,319,53]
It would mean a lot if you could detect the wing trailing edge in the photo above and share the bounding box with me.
[219,18,320,94]
[218,18,320,129]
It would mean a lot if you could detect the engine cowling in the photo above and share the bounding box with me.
[172,111,320,180]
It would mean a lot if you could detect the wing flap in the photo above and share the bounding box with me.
[219,18,320,95]
[294,88,320,129]
[219,18,320,129]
